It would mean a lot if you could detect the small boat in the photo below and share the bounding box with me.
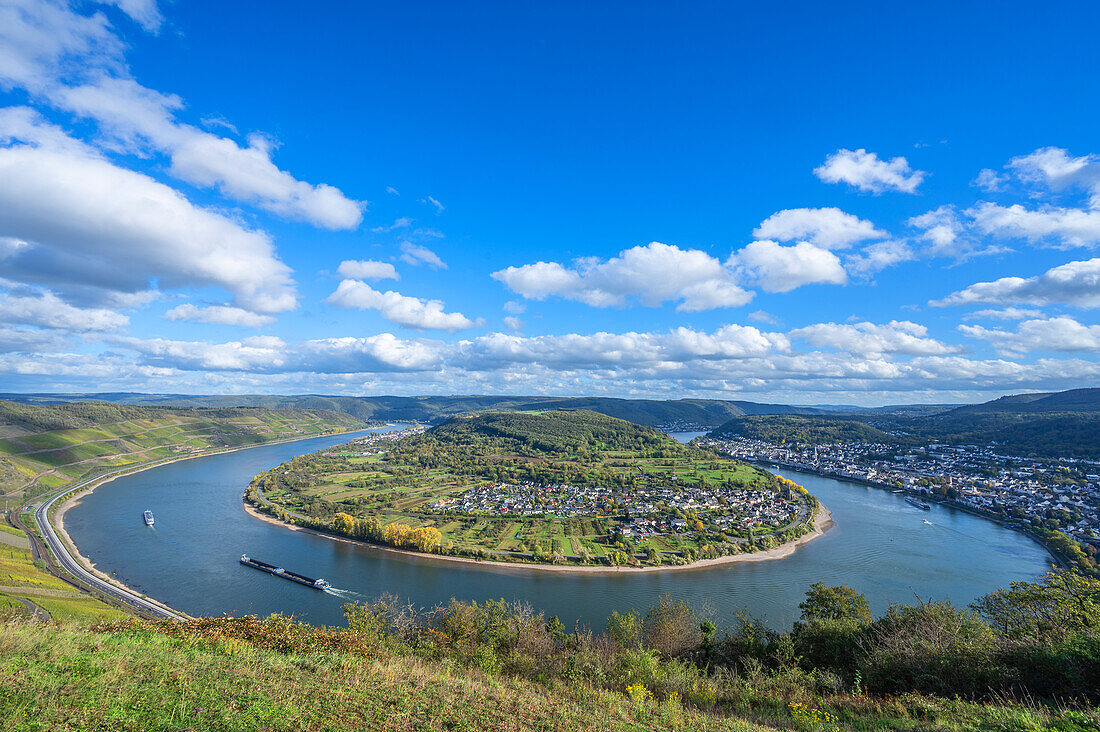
[905,497,931,511]
[239,554,331,590]
[143,510,155,525]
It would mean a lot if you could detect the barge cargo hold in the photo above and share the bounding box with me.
[905,496,932,510]
[239,554,331,589]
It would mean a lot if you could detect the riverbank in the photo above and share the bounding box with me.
[242,499,834,574]
[51,427,377,617]
[755,459,1064,568]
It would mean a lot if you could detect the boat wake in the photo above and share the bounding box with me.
[323,586,366,601]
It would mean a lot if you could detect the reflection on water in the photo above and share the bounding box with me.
[66,427,1053,630]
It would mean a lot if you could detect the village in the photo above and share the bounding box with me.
[699,435,1100,544]
[427,480,803,538]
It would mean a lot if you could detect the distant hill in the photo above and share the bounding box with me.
[0,393,823,428]
[949,388,1100,415]
[709,415,891,445]
[422,409,674,454]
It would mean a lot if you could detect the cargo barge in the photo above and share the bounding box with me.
[239,554,331,589]
[905,496,931,511]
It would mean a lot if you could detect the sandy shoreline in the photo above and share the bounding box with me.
[242,500,834,575]
[52,427,372,616]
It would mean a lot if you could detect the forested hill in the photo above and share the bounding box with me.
[418,409,676,455]
[708,410,1100,459]
[708,415,890,445]
[948,387,1100,415]
[0,393,822,428]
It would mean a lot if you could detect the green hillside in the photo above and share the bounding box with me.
[0,401,368,505]
[3,572,1098,731]
[709,415,890,445]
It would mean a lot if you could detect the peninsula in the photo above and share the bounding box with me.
[245,410,822,568]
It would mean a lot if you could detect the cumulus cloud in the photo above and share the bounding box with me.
[789,320,960,356]
[814,148,925,194]
[0,290,128,330]
[165,304,276,328]
[960,316,1100,355]
[503,316,524,331]
[399,241,447,269]
[753,207,885,249]
[492,242,753,311]
[336,260,399,281]
[1008,147,1100,206]
[0,114,297,313]
[934,257,1100,309]
[908,205,1011,260]
[0,0,363,229]
[733,241,847,293]
[326,280,478,331]
[968,202,1100,249]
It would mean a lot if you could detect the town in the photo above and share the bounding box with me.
[428,480,803,538]
[699,435,1100,545]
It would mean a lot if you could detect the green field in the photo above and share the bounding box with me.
[250,410,814,566]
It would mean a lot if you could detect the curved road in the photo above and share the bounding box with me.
[33,467,186,621]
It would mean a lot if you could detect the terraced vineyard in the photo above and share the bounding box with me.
[249,410,816,566]
[0,401,368,507]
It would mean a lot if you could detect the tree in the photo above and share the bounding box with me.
[799,582,872,624]
[333,512,356,534]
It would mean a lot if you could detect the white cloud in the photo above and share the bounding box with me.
[753,207,885,249]
[747,310,779,325]
[790,320,960,356]
[0,290,128,330]
[326,280,478,331]
[962,307,1045,321]
[845,240,916,275]
[0,112,297,313]
[733,241,847,293]
[492,242,753,311]
[972,168,1007,192]
[814,148,925,194]
[164,304,276,328]
[960,316,1100,355]
[399,241,447,269]
[908,205,1011,260]
[503,316,523,331]
[502,300,526,315]
[934,257,1100,309]
[102,0,163,31]
[370,216,413,233]
[1008,147,1100,206]
[0,0,363,229]
[421,196,445,214]
[969,202,1100,249]
[336,260,399,281]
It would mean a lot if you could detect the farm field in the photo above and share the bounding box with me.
[250,410,815,566]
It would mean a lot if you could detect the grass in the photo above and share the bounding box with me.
[0,620,778,732]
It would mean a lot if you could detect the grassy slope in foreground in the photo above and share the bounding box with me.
[0,619,776,732]
[249,409,816,567]
[0,400,368,506]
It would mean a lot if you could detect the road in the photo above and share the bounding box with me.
[32,467,186,621]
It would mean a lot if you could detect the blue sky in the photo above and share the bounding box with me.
[1,0,1099,404]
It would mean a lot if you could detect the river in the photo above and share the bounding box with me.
[64,427,1053,630]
